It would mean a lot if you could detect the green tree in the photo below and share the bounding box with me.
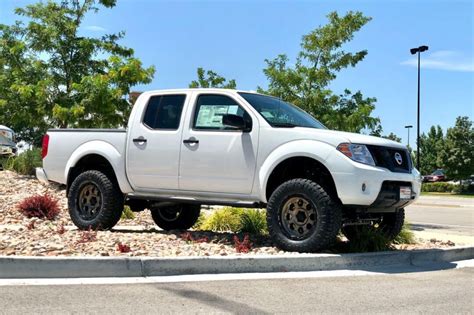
[441,116,474,181]
[189,67,236,89]
[383,132,401,143]
[259,11,379,133]
[0,0,155,145]
[418,125,445,174]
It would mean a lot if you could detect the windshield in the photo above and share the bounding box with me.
[238,92,326,129]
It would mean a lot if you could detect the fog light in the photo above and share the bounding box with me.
[362,183,366,192]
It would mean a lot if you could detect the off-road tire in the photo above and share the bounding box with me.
[342,209,405,241]
[266,178,342,252]
[151,204,201,230]
[68,170,124,230]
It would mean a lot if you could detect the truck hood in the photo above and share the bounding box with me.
[301,128,407,149]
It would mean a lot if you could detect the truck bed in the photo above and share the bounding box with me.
[43,129,127,185]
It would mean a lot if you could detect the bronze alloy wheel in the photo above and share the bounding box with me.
[280,196,317,239]
[77,182,102,220]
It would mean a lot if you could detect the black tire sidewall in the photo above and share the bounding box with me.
[68,170,123,230]
[151,204,201,230]
[267,179,341,252]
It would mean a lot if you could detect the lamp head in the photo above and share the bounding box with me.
[410,46,429,54]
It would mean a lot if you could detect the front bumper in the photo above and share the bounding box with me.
[35,167,50,185]
[329,151,422,208]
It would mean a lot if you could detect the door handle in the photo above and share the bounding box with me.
[133,137,147,143]
[183,138,199,144]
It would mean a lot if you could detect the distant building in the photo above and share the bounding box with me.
[129,91,143,105]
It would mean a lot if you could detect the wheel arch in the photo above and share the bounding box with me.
[259,140,340,203]
[65,141,132,194]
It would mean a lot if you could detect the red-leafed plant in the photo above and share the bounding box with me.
[117,242,131,253]
[77,226,97,244]
[233,234,253,253]
[180,232,193,243]
[56,224,66,235]
[26,221,35,230]
[17,194,60,220]
[195,236,210,243]
[180,232,209,244]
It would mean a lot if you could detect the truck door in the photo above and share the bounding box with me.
[179,92,258,194]
[126,93,188,190]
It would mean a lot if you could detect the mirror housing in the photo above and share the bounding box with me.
[222,114,249,131]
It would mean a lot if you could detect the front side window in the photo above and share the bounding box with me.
[143,94,186,130]
[193,94,250,130]
[238,92,326,129]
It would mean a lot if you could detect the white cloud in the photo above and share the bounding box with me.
[83,25,107,32]
[401,50,474,72]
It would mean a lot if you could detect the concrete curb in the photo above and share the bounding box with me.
[0,246,472,279]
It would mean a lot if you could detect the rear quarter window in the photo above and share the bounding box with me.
[143,95,186,130]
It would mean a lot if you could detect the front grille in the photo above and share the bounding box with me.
[367,145,412,173]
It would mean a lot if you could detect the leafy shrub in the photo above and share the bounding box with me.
[452,183,474,194]
[195,207,269,235]
[198,207,244,232]
[422,182,474,194]
[240,209,268,235]
[192,212,208,230]
[120,205,135,220]
[0,157,7,170]
[421,182,455,192]
[392,222,416,245]
[345,221,416,252]
[17,194,60,220]
[4,148,42,175]
[345,226,392,252]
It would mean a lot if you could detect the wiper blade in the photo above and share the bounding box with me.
[272,122,297,128]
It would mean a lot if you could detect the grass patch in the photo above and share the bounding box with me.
[240,209,268,235]
[194,207,268,235]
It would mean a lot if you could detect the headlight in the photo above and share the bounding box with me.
[337,143,375,166]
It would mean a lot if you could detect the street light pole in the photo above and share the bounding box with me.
[405,125,413,147]
[410,45,429,171]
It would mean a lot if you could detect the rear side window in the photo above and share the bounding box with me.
[193,94,249,130]
[143,95,186,130]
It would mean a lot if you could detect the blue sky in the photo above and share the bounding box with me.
[1,0,473,146]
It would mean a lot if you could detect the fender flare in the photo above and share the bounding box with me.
[258,140,336,202]
[65,140,133,194]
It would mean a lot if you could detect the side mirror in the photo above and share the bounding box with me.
[222,114,246,130]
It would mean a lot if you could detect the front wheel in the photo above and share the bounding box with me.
[68,170,124,230]
[151,204,201,230]
[342,209,405,241]
[266,178,342,252]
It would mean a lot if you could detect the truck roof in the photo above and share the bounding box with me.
[141,88,262,95]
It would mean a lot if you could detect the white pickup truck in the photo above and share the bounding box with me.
[37,89,421,252]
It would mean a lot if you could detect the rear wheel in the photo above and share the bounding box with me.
[342,209,405,241]
[68,170,124,230]
[151,204,201,230]
[266,178,342,252]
